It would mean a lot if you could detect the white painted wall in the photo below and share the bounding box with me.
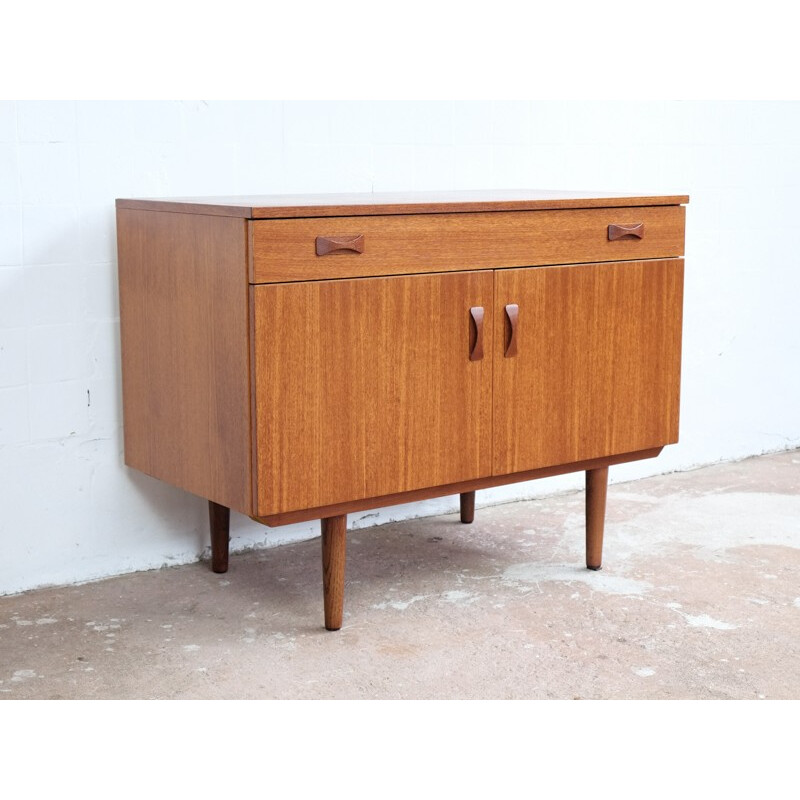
[1,100,798,596]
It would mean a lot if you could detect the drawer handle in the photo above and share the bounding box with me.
[608,222,644,241]
[469,306,484,361]
[315,234,365,256]
[504,304,519,358]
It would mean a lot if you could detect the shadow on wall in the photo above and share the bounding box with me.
[93,204,209,557]
[123,470,209,554]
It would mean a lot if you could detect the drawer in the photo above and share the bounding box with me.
[249,205,685,283]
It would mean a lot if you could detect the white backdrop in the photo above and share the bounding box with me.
[1,100,798,595]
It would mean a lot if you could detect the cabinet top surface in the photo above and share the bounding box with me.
[116,189,690,219]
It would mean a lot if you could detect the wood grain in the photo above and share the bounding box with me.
[250,282,321,515]
[254,447,662,527]
[116,189,689,219]
[249,206,685,283]
[117,209,252,513]
[493,259,684,476]
[251,271,494,516]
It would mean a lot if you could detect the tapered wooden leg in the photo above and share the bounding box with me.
[460,491,475,524]
[209,501,231,574]
[586,467,608,571]
[321,515,347,631]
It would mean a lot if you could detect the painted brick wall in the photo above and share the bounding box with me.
[1,101,798,594]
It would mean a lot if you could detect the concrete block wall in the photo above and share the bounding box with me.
[1,100,799,595]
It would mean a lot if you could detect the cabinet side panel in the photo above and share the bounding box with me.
[117,209,252,514]
[493,259,684,474]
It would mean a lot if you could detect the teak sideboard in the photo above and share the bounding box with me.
[116,189,688,630]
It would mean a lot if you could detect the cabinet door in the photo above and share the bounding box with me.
[252,271,494,516]
[493,259,683,475]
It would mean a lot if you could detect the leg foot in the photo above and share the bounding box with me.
[460,491,475,524]
[586,467,608,571]
[209,501,230,574]
[321,515,347,631]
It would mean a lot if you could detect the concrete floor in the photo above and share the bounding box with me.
[2,450,798,699]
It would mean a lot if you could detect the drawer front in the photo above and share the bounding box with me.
[250,205,685,283]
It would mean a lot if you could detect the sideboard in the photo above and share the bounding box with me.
[116,189,687,630]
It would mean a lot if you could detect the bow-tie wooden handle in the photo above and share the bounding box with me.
[315,234,365,256]
[608,222,645,241]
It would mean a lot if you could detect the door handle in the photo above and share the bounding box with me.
[504,303,519,357]
[469,306,484,361]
